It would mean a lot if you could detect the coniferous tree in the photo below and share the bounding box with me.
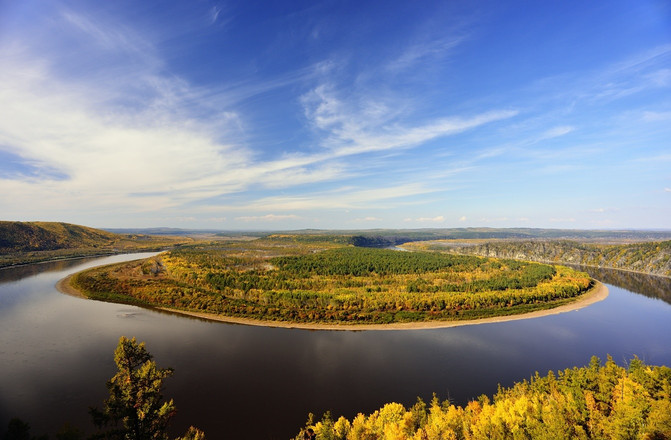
[89,337,204,440]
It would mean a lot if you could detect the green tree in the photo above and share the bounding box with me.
[90,336,204,440]
[0,419,48,440]
[2,419,32,440]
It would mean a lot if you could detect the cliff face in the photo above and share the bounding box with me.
[444,240,671,278]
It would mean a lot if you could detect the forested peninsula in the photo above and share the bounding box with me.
[67,235,596,328]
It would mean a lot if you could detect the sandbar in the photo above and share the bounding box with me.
[56,273,608,331]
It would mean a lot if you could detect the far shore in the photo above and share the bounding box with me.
[56,274,608,331]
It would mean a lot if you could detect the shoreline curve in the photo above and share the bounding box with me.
[56,273,609,331]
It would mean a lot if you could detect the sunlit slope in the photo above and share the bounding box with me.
[0,221,120,253]
[0,221,193,267]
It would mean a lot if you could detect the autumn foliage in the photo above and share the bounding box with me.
[297,356,671,440]
[71,237,592,325]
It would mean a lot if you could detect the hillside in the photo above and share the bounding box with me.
[0,221,193,267]
[0,221,121,253]
[404,240,671,277]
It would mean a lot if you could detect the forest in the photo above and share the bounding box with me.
[295,356,671,440]
[70,235,593,325]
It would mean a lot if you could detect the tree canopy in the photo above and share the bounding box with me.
[297,356,671,440]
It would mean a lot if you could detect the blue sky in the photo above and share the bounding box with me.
[1,0,670,230]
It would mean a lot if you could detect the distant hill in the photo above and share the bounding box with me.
[268,228,671,248]
[0,221,119,253]
[0,221,193,267]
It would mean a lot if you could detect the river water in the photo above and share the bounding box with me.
[1,254,670,439]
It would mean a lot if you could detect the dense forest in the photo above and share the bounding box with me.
[70,236,593,325]
[404,240,671,278]
[296,356,671,440]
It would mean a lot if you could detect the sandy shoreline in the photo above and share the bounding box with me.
[56,273,609,331]
[56,274,88,299]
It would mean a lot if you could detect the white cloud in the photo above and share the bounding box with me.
[61,10,154,56]
[0,61,250,211]
[416,216,445,223]
[235,214,300,222]
[642,111,671,122]
[388,36,465,71]
[227,182,438,212]
[478,217,509,223]
[586,44,671,103]
[354,217,382,222]
[540,126,574,139]
[302,85,518,157]
[665,188,671,193]
[0,18,346,220]
[209,6,223,24]
[459,216,467,222]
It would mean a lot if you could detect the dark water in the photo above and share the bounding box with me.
[1,255,670,439]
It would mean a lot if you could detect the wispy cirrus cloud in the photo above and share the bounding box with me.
[568,44,671,105]
[62,10,154,56]
[642,111,671,122]
[301,84,518,157]
[388,35,465,71]
[539,126,574,140]
[220,182,439,213]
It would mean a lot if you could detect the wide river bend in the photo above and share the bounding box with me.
[1,254,670,439]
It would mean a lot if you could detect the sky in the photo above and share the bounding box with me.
[1,0,670,230]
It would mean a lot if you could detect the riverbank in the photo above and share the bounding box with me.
[56,273,608,331]
[56,274,87,299]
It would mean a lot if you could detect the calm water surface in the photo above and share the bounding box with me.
[1,255,670,439]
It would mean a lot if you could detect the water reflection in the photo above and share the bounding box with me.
[0,256,670,439]
[0,258,95,284]
[571,265,671,305]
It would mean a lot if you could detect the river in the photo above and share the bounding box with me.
[1,254,670,439]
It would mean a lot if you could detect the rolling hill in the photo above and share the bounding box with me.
[0,221,193,267]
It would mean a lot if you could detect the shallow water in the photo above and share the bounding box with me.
[1,255,670,439]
